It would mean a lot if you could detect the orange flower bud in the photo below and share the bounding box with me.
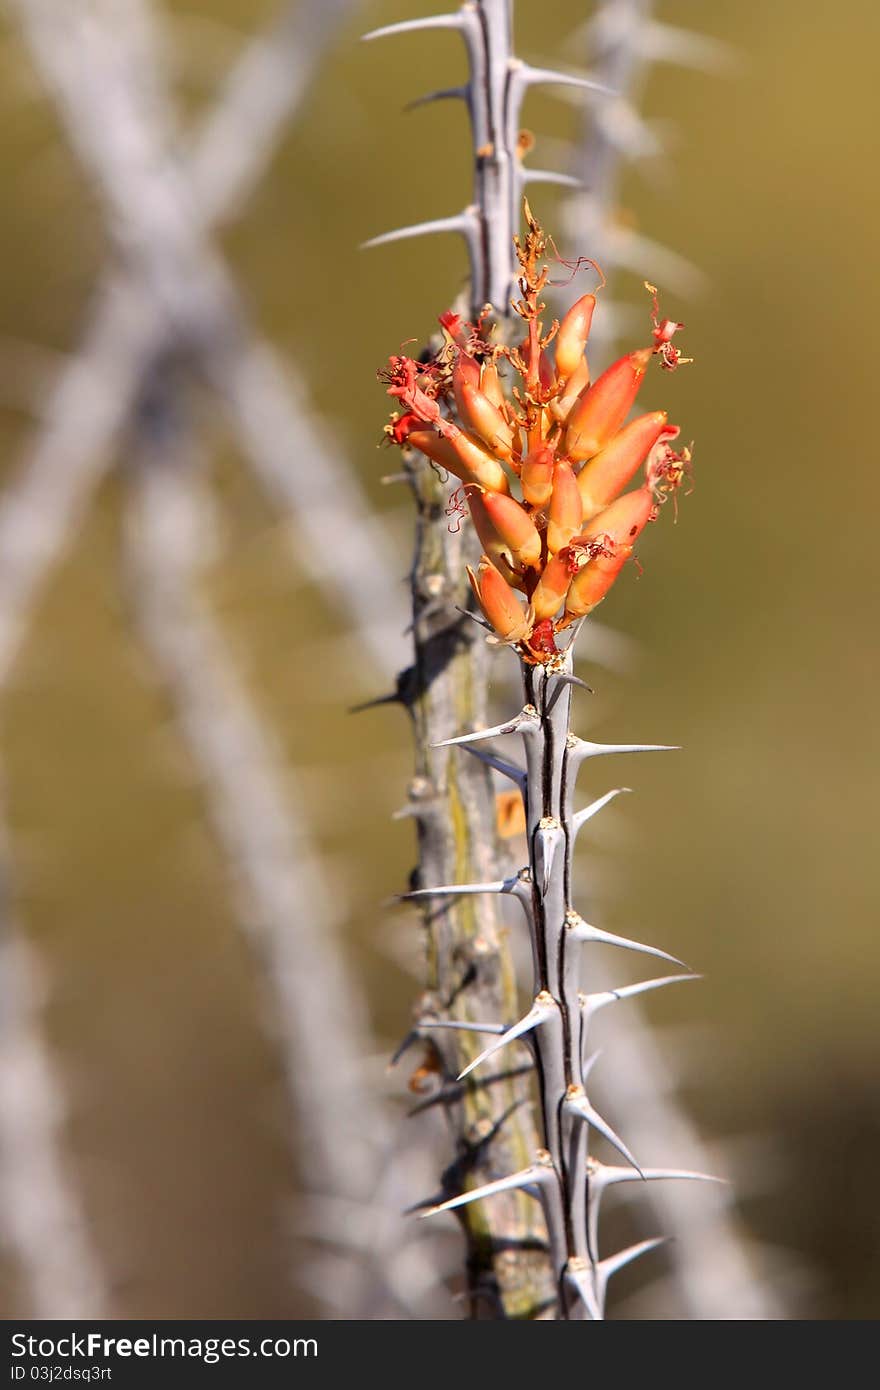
[562,348,653,463]
[452,351,481,397]
[563,547,629,622]
[406,428,460,473]
[531,551,573,622]
[578,484,655,549]
[546,462,583,554]
[468,560,532,642]
[480,360,506,411]
[478,491,542,570]
[408,428,510,495]
[467,491,510,576]
[554,294,596,385]
[457,380,516,460]
[449,427,512,493]
[551,356,590,423]
[577,411,668,519]
[521,444,555,507]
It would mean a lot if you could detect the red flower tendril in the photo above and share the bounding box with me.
[445,484,472,534]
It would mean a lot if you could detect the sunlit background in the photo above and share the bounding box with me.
[0,0,877,1319]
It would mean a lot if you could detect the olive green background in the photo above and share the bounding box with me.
[0,0,877,1318]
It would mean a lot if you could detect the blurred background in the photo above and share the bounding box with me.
[0,0,877,1320]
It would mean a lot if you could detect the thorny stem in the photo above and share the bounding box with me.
[376,0,559,1319]
[520,646,621,1318]
[403,443,554,1319]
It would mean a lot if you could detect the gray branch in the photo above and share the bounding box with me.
[0,821,107,1316]
[0,0,414,1314]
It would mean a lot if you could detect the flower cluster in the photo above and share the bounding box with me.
[382,207,691,663]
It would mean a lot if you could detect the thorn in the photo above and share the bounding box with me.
[520,168,584,190]
[564,1259,601,1320]
[533,819,564,895]
[350,668,416,714]
[514,61,612,98]
[402,867,533,915]
[591,1163,725,1192]
[388,1028,421,1069]
[417,1162,551,1219]
[349,691,402,714]
[572,787,631,837]
[581,973,698,1023]
[556,672,595,693]
[568,738,679,763]
[565,912,690,970]
[641,20,739,74]
[405,85,468,112]
[564,1088,642,1175]
[456,995,555,1081]
[362,15,464,43]
[461,745,527,791]
[403,1190,447,1218]
[434,708,539,748]
[407,1059,535,1116]
[546,672,594,714]
[417,1019,506,1037]
[587,1166,723,1260]
[400,876,512,902]
[597,1237,667,1298]
[400,870,535,928]
[556,616,586,654]
[454,604,493,632]
[362,210,478,253]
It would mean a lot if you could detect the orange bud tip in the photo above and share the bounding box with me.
[531,551,574,623]
[472,560,533,642]
[521,444,556,508]
[551,357,590,424]
[555,294,596,385]
[453,351,481,392]
[562,351,652,463]
[458,380,516,460]
[562,546,630,622]
[577,411,668,519]
[578,485,655,550]
[481,491,543,569]
[547,461,583,554]
[480,361,506,411]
